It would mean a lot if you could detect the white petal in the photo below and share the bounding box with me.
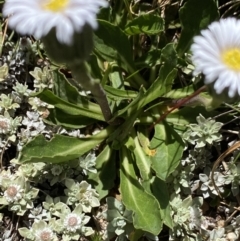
[191,17,240,98]
[3,0,108,44]
[56,18,74,45]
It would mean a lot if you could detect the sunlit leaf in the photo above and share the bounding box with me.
[120,146,163,235]
[150,121,184,180]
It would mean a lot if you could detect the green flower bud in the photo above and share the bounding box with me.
[42,24,93,65]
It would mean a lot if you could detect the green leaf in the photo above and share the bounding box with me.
[140,67,177,109]
[111,87,146,119]
[177,0,219,56]
[150,121,184,180]
[110,65,177,145]
[135,49,161,68]
[160,43,178,68]
[94,20,134,69]
[44,108,95,128]
[87,54,102,80]
[18,127,113,164]
[88,145,116,200]
[132,130,151,181]
[48,70,97,127]
[104,85,138,100]
[151,177,173,228]
[94,20,147,88]
[163,85,194,99]
[52,70,84,104]
[120,146,162,235]
[124,14,164,35]
[35,89,104,121]
[129,230,145,241]
[140,48,178,108]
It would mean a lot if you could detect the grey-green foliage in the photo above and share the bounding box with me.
[224,162,240,196]
[19,201,95,240]
[0,93,20,113]
[18,220,58,241]
[52,203,94,240]
[28,97,54,113]
[105,197,134,241]
[0,175,39,216]
[29,66,53,91]
[167,164,195,195]
[64,179,100,212]
[42,195,62,218]
[169,194,203,241]
[15,152,97,186]
[198,167,225,198]
[0,112,22,137]
[28,204,51,222]
[78,152,97,175]
[181,147,212,168]
[12,82,31,97]
[183,114,223,148]
[11,82,31,107]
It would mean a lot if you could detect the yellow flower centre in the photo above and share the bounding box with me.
[222,48,240,71]
[42,0,69,12]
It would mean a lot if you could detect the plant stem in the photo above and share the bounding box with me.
[69,62,113,123]
[149,85,207,130]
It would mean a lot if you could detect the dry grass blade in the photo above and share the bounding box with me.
[211,141,240,198]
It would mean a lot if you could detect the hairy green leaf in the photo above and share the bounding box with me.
[44,108,95,128]
[35,89,104,121]
[19,127,113,164]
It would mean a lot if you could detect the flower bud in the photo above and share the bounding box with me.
[42,24,93,65]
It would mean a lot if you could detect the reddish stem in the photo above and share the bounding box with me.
[149,85,207,130]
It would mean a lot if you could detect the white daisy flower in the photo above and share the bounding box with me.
[191,18,240,99]
[3,0,108,45]
[64,213,82,232]
[4,184,23,202]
